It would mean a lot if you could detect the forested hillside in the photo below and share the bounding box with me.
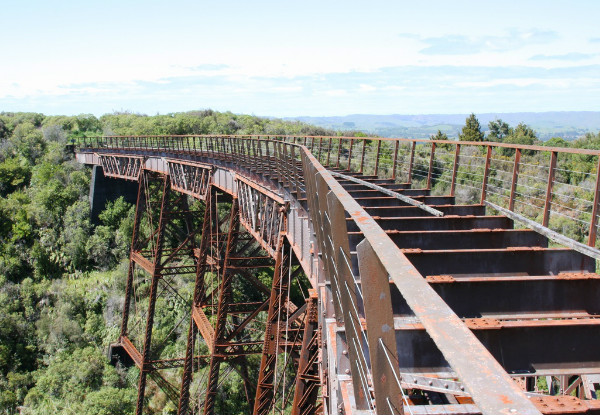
[1,110,600,414]
[0,110,338,415]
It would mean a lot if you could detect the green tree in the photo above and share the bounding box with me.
[0,157,31,196]
[573,131,600,150]
[431,130,448,141]
[544,137,570,148]
[0,118,8,140]
[459,113,484,142]
[487,118,511,141]
[504,122,538,146]
[9,122,46,163]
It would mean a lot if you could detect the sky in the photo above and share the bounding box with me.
[1,0,599,117]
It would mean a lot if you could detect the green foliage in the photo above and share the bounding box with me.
[23,347,131,414]
[459,113,484,142]
[0,117,9,140]
[87,197,134,270]
[545,137,571,148]
[0,109,595,415]
[0,157,31,196]
[431,130,448,141]
[504,122,538,146]
[487,118,511,142]
[98,109,337,137]
[572,131,600,150]
[79,387,136,415]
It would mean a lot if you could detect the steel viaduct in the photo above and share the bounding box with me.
[76,135,600,415]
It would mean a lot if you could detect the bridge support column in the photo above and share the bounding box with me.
[89,164,138,223]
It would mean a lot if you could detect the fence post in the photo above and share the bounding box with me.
[588,156,600,247]
[317,137,323,162]
[543,151,558,227]
[480,145,492,204]
[509,148,521,211]
[357,239,404,415]
[391,140,399,181]
[407,141,416,185]
[450,144,461,197]
[374,139,382,177]
[426,142,436,190]
[359,140,366,173]
[347,139,354,171]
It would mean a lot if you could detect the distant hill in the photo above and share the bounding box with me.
[286,112,600,140]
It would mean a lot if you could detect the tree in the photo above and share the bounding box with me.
[431,129,452,150]
[431,130,448,141]
[544,137,570,148]
[0,118,8,140]
[487,118,511,141]
[573,132,600,150]
[459,113,484,142]
[504,122,538,146]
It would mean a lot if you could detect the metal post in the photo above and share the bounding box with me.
[407,141,416,184]
[509,148,521,211]
[543,151,558,227]
[336,138,342,168]
[450,144,461,197]
[347,139,354,171]
[359,139,366,173]
[317,137,323,163]
[326,137,332,167]
[374,139,382,177]
[427,142,437,190]
[588,157,600,246]
[357,239,404,414]
[391,140,399,181]
[480,145,492,205]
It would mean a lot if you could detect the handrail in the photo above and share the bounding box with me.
[78,134,600,155]
[76,135,551,415]
[79,134,600,248]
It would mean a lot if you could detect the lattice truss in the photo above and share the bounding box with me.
[110,169,320,415]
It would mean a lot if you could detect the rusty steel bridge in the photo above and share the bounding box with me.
[76,135,600,415]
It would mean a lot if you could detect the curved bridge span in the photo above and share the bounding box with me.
[76,136,600,415]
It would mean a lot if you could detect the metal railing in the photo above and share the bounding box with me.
[79,134,600,248]
[75,134,600,415]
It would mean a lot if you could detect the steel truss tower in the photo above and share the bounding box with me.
[109,167,321,415]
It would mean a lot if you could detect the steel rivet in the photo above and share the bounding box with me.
[345,369,350,374]
[428,381,433,386]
